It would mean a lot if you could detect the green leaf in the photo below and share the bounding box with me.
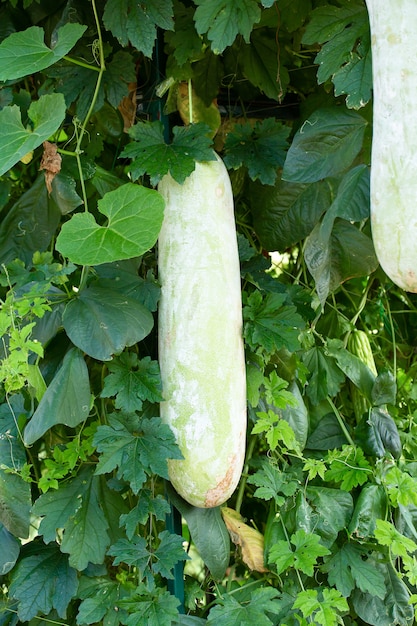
[0,524,20,575]
[384,466,417,508]
[107,536,150,572]
[122,121,215,185]
[101,353,163,413]
[302,3,371,109]
[103,0,174,58]
[166,483,230,580]
[0,396,27,471]
[0,176,62,265]
[304,487,353,548]
[223,118,289,185]
[0,471,31,539]
[302,347,345,404]
[306,413,348,449]
[119,587,180,626]
[207,587,282,626]
[281,381,309,450]
[325,338,375,400]
[304,219,378,307]
[120,492,171,539]
[249,178,332,251]
[77,579,130,626]
[247,460,298,506]
[326,165,370,222]
[23,348,90,446]
[348,484,387,539]
[0,94,66,176]
[76,578,129,626]
[103,50,137,109]
[282,108,367,183]
[325,446,371,491]
[322,544,386,598]
[93,415,182,494]
[333,35,372,109]
[153,530,190,579]
[34,468,111,571]
[352,561,414,626]
[355,407,402,459]
[62,282,154,361]
[293,588,348,626]
[8,545,78,621]
[269,529,330,576]
[243,291,305,355]
[0,24,87,81]
[51,173,83,214]
[371,370,397,406]
[56,183,164,266]
[164,1,203,67]
[194,0,261,54]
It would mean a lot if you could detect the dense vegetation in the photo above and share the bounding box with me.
[1,0,417,624]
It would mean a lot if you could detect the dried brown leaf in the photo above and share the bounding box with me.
[222,506,268,572]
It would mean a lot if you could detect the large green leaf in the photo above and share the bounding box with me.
[62,282,154,361]
[303,487,353,548]
[23,348,90,446]
[207,588,282,626]
[122,121,215,185]
[223,118,289,185]
[282,108,367,183]
[302,347,345,404]
[239,28,290,101]
[194,0,261,54]
[0,176,62,265]
[250,178,332,251]
[32,466,111,570]
[352,562,413,626]
[56,183,164,266]
[93,415,182,494]
[8,545,78,622]
[325,338,375,401]
[306,413,348,450]
[103,0,174,58]
[348,484,387,540]
[0,94,66,176]
[355,407,402,459]
[304,219,378,306]
[322,543,385,599]
[302,3,371,109]
[166,484,230,580]
[0,24,86,81]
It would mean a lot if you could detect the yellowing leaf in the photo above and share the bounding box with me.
[222,507,267,572]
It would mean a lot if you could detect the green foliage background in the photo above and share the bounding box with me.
[1,0,417,625]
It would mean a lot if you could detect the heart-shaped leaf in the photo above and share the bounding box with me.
[0,24,87,81]
[56,183,164,265]
[0,95,66,177]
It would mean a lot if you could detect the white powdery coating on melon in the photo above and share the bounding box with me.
[158,154,247,507]
[366,0,417,292]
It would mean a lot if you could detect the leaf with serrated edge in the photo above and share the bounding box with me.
[122,121,215,184]
[8,545,77,621]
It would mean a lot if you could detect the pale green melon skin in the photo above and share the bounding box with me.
[157,154,247,508]
[366,0,417,292]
